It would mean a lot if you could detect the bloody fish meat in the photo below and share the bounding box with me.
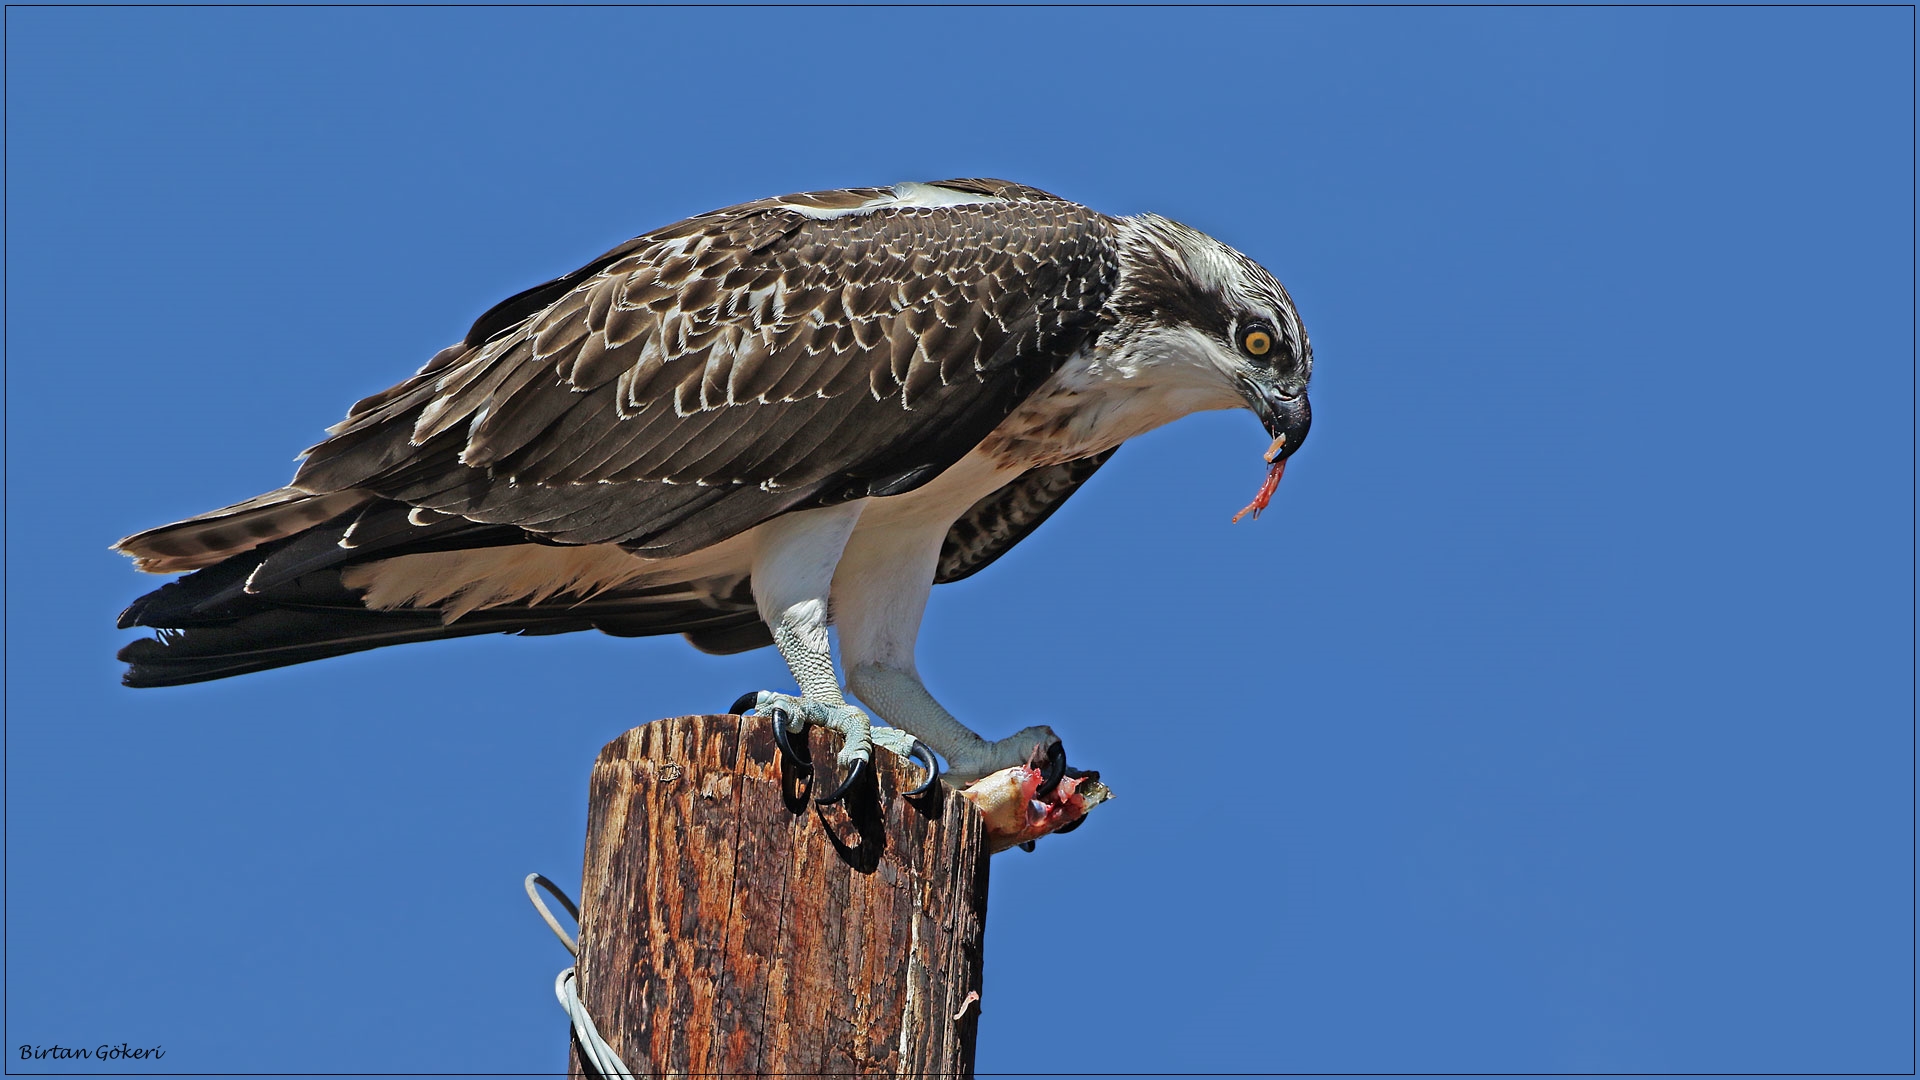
[1232,434,1290,523]
[1231,461,1285,523]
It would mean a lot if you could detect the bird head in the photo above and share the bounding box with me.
[1105,213,1313,463]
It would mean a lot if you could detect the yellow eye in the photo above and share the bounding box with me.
[1242,328,1273,357]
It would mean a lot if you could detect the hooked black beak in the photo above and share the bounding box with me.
[1250,387,1312,463]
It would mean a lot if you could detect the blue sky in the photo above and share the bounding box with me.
[6,6,1912,1075]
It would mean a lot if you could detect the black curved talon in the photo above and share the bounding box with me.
[816,756,869,806]
[769,706,814,777]
[730,691,762,717]
[903,743,941,798]
[1053,814,1086,835]
[1018,840,1037,853]
[1035,742,1068,798]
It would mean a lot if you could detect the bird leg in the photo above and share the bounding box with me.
[845,664,1066,788]
[733,502,935,802]
[831,518,1074,790]
[732,601,872,804]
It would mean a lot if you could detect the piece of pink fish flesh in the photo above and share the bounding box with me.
[958,750,1113,854]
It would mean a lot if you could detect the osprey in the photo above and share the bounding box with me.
[115,179,1312,806]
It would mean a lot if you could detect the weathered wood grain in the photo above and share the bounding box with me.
[571,714,990,1078]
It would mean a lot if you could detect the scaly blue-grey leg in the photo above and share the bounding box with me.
[831,518,1074,789]
[733,503,936,803]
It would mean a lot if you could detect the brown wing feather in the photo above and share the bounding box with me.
[294,182,1120,557]
[935,450,1117,584]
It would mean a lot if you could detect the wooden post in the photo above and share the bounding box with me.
[570,714,991,1078]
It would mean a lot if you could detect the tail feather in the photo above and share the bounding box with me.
[119,608,514,687]
[114,488,370,574]
[116,492,766,687]
[118,596,760,688]
[242,502,510,596]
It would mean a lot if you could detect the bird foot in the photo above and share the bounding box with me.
[943,725,1068,790]
[730,691,937,802]
[869,726,941,796]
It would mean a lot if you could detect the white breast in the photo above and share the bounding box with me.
[977,333,1245,472]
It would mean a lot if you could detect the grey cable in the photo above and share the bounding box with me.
[525,873,635,1080]
[525,873,580,955]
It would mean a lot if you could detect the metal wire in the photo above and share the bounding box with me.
[525,873,635,1079]
[524,873,580,956]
